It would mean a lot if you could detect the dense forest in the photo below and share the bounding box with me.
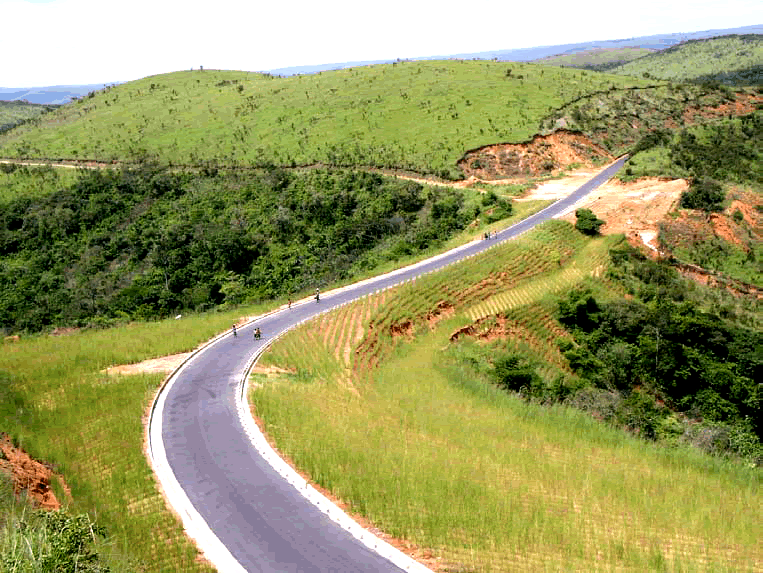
[0,164,487,334]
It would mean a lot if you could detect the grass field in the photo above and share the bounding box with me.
[251,223,761,571]
[611,34,763,85]
[0,304,283,572]
[0,61,651,178]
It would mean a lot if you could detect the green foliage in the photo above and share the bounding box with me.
[540,84,734,155]
[623,112,762,183]
[0,165,487,333]
[492,353,542,393]
[610,35,763,85]
[680,177,725,211]
[480,191,513,223]
[0,63,650,177]
[574,208,604,235]
[556,247,761,463]
[670,113,762,183]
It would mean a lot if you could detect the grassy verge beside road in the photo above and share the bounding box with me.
[0,305,277,572]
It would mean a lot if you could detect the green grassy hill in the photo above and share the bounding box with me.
[534,47,654,71]
[611,34,763,85]
[0,101,58,134]
[0,61,651,178]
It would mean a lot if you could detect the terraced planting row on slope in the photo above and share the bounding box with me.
[0,61,651,177]
[465,237,611,321]
[251,223,760,572]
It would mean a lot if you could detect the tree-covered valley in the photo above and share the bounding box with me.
[0,163,487,333]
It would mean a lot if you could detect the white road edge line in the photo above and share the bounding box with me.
[236,315,434,573]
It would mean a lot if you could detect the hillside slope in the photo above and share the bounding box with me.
[611,34,763,85]
[0,101,58,134]
[0,62,651,178]
[533,47,654,71]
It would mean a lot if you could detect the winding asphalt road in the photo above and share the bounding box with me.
[150,157,628,572]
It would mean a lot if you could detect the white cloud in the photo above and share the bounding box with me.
[1,0,761,86]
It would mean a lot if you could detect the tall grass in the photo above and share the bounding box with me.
[0,304,273,572]
[252,226,761,572]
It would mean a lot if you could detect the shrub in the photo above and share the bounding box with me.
[492,353,541,393]
[574,208,605,235]
[680,177,725,212]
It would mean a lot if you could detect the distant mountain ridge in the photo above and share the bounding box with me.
[2,24,760,104]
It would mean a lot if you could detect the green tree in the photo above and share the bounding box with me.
[680,177,725,212]
[574,208,605,235]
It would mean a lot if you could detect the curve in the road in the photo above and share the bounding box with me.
[147,156,628,573]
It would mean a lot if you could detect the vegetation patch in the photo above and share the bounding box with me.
[0,475,113,573]
[0,101,59,135]
[534,47,655,72]
[0,164,502,334]
[541,84,760,155]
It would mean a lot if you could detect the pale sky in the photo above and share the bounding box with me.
[2,0,761,87]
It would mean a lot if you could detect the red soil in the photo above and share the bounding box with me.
[458,130,613,180]
[0,434,70,509]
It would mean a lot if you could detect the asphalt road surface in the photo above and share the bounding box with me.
[156,157,628,572]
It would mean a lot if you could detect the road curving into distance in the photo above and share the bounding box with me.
[147,156,628,573]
